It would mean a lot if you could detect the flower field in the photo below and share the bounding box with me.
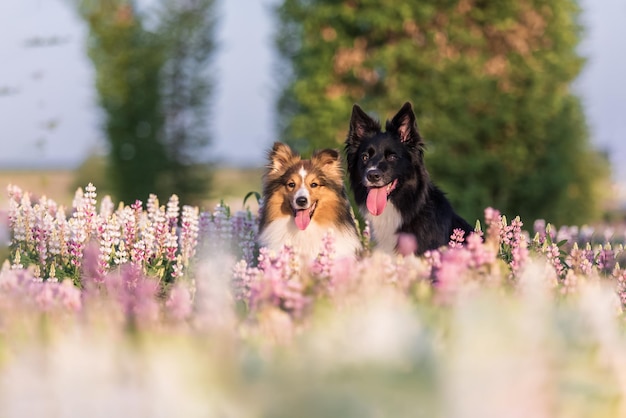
[2,183,626,417]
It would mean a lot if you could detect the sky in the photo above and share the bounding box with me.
[0,0,624,184]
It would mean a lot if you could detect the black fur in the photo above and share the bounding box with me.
[345,102,473,254]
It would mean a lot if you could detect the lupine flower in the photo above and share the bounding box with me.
[597,243,616,275]
[180,205,199,265]
[449,228,466,249]
[166,194,180,229]
[105,264,160,327]
[566,242,594,276]
[310,231,336,278]
[165,281,193,322]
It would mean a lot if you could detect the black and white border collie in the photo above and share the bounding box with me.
[345,102,473,255]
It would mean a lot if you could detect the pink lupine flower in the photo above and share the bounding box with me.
[180,205,199,265]
[164,227,179,262]
[434,248,472,297]
[82,183,98,236]
[545,243,566,278]
[165,282,193,321]
[328,256,359,292]
[82,241,104,285]
[423,249,442,272]
[150,201,168,244]
[449,228,466,249]
[57,279,82,311]
[311,231,336,277]
[232,259,258,301]
[397,232,418,256]
[483,207,502,246]
[166,194,180,229]
[566,242,594,276]
[105,264,160,327]
[119,206,137,246]
[245,245,310,318]
[171,255,185,280]
[466,232,497,268]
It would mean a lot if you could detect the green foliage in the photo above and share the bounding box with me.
[275,0,611,225]
[75,0,216,206]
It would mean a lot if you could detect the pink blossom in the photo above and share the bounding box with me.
[397,233,418,255]
[449,228,466,249]
[166,282,193,321]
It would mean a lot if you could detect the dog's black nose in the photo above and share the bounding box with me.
[367,169,382,183]
[296,196,308,207]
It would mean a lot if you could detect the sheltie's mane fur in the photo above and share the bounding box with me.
[258,142,362,260]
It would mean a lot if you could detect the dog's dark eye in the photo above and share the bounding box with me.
[387,153,398,162]
[310,182,318,188]
[287,182,296,189]
[361,153,369,162]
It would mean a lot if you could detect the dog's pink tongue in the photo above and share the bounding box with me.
[295,209,311,230]
[366,187,388,216]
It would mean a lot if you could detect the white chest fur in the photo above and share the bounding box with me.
[363,202,402,254]
[259,217,361,260]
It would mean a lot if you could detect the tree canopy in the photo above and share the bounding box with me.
[275,0,611,225]
[76,0,216,206]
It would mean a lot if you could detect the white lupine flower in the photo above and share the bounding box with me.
[99,195,115,218]
[166,194,180,226]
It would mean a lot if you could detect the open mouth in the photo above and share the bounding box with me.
[366,179,398,216]
[294,201,317,230]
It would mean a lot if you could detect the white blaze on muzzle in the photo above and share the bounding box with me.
[293,165,313,230]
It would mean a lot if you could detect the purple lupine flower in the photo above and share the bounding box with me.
[597,243,616,275]
[231,209,258,264]
[533,219,546,243]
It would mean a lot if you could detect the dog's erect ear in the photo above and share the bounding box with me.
[266,142,300,179]
[388,102,421,144]
[346,104,381,148]
[311,148,343,173]
[311,148,343,181]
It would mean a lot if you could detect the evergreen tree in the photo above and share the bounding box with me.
[76,0,216,206]
[275,0,611,225]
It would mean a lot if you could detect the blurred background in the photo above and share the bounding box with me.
[0,0,624,225]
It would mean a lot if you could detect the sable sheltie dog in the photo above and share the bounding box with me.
[345,102,473,255]
[258,142,362,260]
